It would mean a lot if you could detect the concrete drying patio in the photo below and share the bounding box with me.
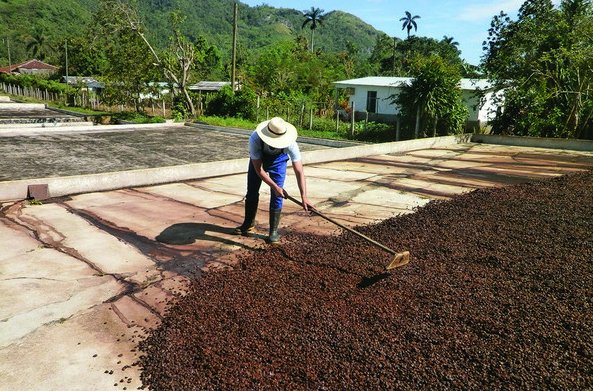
[0,101,91,127]
[1,122,593,390]
[0,123,352,182]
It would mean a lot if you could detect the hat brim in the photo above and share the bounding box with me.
[255,120,298,149]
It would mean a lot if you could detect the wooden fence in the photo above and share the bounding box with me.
[0,82,171,117]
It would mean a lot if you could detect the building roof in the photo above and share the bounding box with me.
[188,81,232,92]
[0,59,58,74]
[334,76,493,91]
[334,77,412,88]
[63,76,104,89]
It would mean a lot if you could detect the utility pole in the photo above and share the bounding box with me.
[231,2,238,93]
[3,38,11,71]
[392,36,397,73]
[65,40,69,82]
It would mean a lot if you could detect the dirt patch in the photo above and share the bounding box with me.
[137,170,593,390]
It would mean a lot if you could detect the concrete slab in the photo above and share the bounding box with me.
[0,102,46,110]
[14,202,157,279]
[140,182,241,209]
[0,303,144,391]
[0,125,329,183]
[1,132,593,391]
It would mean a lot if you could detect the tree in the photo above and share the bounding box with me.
[249,41,299,95]
[442,35,459,47]
[482,0,593,139]
[392,55,468,138]
[26,28,54,61]
[369,33,402,75]
[206,85,257,119]
[400,11,420,38]
[64,35,109,77]
[161,12,202,116]
[90,0,159,110]
[370,34,464,76]
[93,0,219,117]
[302,7,326,52]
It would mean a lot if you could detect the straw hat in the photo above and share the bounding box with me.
[255,117,298,149]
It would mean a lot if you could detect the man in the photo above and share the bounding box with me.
[234,117,310,243]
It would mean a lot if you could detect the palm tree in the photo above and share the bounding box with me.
[302,7,326,52]
[399,11,420,38]
[26,29,54,61]
[442,35,459,47]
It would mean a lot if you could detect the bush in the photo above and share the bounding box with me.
[172,96,189,121]
[310,116,349,135]
[206,85,257,120]
[353,121,396,142]
[0,73,73,95]
[112,112,166,124]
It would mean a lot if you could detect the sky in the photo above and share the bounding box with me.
[240,0,559,66]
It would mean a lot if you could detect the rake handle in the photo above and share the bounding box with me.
[284,191,397,256]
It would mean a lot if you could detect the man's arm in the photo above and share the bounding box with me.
[251,159,284,197]
[292,160,310,211]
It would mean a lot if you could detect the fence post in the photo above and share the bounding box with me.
[309,107,313,130]
[256,95,260,122]
[336,109,339,131]
[350,102,355,137]
[415,106,421,139]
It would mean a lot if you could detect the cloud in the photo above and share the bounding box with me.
[458,0,563,22]
[457,0,525,21]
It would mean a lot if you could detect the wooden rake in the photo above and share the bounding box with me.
[283,191,410,271]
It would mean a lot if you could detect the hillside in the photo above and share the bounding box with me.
[0,0,383,66]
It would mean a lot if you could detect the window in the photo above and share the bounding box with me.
[366,91,377,113]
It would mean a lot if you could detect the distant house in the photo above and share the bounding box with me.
[334,76,502,128]
[187,81,242,115]
[139,82,178,100]
[63,76,104,94]
[188,81,232,93]
[0,59,59,76]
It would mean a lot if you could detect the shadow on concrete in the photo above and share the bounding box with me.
[156,222,241,246]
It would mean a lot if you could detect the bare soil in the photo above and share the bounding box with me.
[137,170,593,390]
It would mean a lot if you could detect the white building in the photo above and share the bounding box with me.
[63,76,104,93]
[334,76,502,127]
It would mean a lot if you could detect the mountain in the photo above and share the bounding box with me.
[0,0,383,66]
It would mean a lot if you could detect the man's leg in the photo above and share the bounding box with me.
[267,163,287,243]
[233,161,261,235]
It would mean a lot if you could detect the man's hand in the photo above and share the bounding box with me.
[301,196,313,212]
[273,186,284,198]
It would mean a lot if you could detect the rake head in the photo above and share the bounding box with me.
[386,251,411,270]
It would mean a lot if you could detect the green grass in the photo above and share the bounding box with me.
[196,115,256,129]
[299,128,349,140]
[112,112,166,124]
[195,115,351,141]
[47,103,111,116]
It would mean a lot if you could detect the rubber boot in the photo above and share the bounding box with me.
[233,197,258,236]
[267,208,282,243]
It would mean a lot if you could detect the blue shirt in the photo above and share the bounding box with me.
[248,131,301,162]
